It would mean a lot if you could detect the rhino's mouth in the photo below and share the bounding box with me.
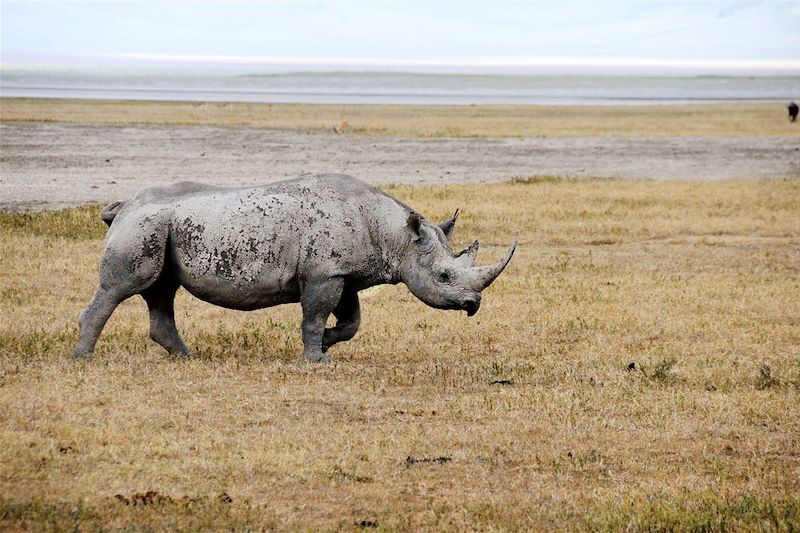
[463,299,480,317]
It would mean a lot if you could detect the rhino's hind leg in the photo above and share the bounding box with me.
[73,215,169,357]
[300,277,345,363]
[73,287,124,357]
[141,276,191,357]
[322,289,360,353]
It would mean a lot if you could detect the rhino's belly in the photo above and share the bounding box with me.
[179,273,301,311]
[168,233,302,311]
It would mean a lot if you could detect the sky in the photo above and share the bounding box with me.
[2,0,799,74]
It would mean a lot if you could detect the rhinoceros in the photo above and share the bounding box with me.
[73,174,516,363]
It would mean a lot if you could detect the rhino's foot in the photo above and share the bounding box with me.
[71,349,93,359]
[304,351,332,364]
[168,349,193,359]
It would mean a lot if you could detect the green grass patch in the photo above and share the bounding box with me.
[0,205,107,240]
[4,492,797,531]
[0,496,277,532]
[584,491,800,532]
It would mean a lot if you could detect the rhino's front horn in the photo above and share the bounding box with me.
[469,240,517,291]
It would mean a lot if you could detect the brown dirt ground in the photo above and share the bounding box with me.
[1,123,798,211]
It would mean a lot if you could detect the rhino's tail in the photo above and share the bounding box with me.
[100,201,125,226]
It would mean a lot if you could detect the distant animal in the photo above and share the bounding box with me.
[788,102,798,122]
[74,174,516,363]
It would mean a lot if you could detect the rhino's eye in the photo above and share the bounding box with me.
[437,270,452,283]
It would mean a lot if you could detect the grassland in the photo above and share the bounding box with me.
[1,178,798,530]
[1,97,796,138]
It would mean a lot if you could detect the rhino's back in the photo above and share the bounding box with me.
[133,181,233,203]
[132,174,374,206]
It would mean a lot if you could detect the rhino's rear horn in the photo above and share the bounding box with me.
[456,240,480,267]
[469,240,517,291]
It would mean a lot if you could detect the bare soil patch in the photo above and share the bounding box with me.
[2,123,798,210]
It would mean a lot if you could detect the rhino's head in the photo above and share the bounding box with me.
[399,210,516,316]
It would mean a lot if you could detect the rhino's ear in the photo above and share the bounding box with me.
[438,209,459,240]
[406,212,424,240]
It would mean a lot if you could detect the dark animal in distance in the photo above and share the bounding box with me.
[74,174,516,363]
[789,102,798,122]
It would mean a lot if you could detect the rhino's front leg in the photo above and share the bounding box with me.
[322,288,360,353]
[141,277,191,357]
[300,277,344,363]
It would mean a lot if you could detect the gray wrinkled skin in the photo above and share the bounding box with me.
[74,174,516,363]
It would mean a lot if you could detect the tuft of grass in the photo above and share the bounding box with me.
[511,175,618,185]
[330,465,374,484]
[641,356,679,385]
[756,364,782,391]
[511,175,565,185]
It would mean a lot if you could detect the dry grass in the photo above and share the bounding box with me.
[1,179,799,531]
[2,97,798,138]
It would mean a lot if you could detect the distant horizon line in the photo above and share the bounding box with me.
[3,53,800,74]
[86,54,800,69]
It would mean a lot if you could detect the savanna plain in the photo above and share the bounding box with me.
[1,100,799,531]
